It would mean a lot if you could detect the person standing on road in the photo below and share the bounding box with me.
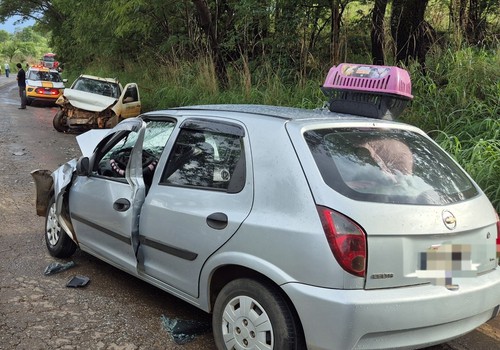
[4,63,9,77]
[16,63,27,109]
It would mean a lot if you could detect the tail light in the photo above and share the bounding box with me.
[495,211,500,257]
[317,206,366,277]
[35,87,60,95]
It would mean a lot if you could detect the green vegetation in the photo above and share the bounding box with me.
[404,48,500,211]
[1,0,499,212]
[0,27,50,65]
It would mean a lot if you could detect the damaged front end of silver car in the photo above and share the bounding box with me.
[31,118,145,245]
[31,158,79,242]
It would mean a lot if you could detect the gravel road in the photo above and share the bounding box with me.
[0,78,215,350]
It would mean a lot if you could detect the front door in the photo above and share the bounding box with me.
[69,119,175,271]
[119,83,141,119]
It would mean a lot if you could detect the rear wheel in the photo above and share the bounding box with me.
[26,97,33,106]
[45,196,77,258]
[53,110,69,132]
[212,278,303,350]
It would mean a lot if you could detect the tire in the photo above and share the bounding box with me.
[105,115,122,128]
[26,97,33,106]
[212,278,303,350]
[53,110,69,132]
[45,196,77,258]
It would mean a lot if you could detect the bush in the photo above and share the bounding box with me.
[402,48,500,212]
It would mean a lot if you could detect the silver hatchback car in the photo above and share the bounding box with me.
[33,65,500,350]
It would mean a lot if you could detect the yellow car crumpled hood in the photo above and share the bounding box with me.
[62,88,117,112]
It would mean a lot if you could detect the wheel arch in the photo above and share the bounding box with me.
[201,253,296,309]
[53,109,69,132]
[208,264,307,348]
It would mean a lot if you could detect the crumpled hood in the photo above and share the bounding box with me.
[62,88,117,112]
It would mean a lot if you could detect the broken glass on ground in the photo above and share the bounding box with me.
[44,261,76,275]
[161,315,211,345]
[66,275,90,288]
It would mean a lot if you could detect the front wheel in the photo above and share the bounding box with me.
[105,114,122,128]
[45,196,77,258]
[53,110,69,132]
[212,278,303,350]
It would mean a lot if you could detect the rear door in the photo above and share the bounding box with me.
[138,118,253,297]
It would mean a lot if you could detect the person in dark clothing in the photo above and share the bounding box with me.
[16,63,27,109]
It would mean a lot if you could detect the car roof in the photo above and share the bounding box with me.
[28,66,59,74]
[78,74,119,83]
[145,104,406,125]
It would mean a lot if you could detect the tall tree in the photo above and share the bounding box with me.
[449,0,498,46]
[391,0,434,70]
[329,0,348,65]
[0,0,64,26]
[192,0,228,88]
[371,0,388,65]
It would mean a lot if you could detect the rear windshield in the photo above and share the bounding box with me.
[304,128,478,205]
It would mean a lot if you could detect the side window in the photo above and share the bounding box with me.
[95,130,140,179]
[94,120,175,184]
[160,126,245,192]
[123,85,138,103]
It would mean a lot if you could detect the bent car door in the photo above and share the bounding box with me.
[68,119,175,272]
[138,118,253,297]
[117,83,141,119]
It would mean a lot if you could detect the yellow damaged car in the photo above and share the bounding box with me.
[25,65,67,106]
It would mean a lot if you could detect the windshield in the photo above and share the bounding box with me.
[72,77,121,98]
[28,71,62,82]
[304,128,478,205]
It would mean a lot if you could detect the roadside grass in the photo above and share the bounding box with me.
[70,46,499,212]
[402,47,500,212]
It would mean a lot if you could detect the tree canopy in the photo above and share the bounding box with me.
[0,26,50,63]
[1,0,498,84]
[0,1,498,212]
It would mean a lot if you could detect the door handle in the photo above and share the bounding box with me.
[206,212,228,230]
[113,198,131,212]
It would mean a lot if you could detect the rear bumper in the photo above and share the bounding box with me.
[283,268,500,350]
[26,94,60,103]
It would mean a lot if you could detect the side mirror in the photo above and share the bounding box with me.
[63,79,68,83]
[76,157,91,176]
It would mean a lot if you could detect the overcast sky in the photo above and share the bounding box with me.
[0,16,35,33]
